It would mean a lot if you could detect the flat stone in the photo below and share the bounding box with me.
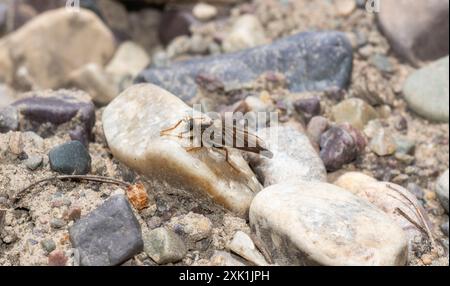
[69,194,143,266]
[334,172,432,249]
[403,56,449,122]
[49,141,91,175]
[332,98,378,130]
[227,231,268,266]
[249,182,408,266]
[0,8,115,90]
[436,170,449,213]
[143,227,187,265]
[135,31,353,102]
[4,89,95,140]
[248,125,326,186]
[102,84,262,217]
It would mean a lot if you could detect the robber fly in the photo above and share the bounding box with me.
[160,116,273,171]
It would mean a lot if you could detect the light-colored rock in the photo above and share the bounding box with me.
[143,227,187,265]
[193,2,218,21]
[227,231,268,266]
[167,212,213,242]
[102,84,262,217]
[436,170,449,213]
[209,251,246,266]
[332,98,378,130]
[369,128,396,156]
[0,84,15,108]
[249,182,408,266]
[105,41,150,92]
[334,172,431,248]
[222,14,268,53]
[377,0,449,66]
[67,63,117,106]
[0,8,115,89]
[248,125,326,186]
[403,56,449,122]
[336,0,356,16]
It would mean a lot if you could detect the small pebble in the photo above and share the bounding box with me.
[441,218,449,237]
[48,141,91,175]
[50,218,66,229]
[24,154,43,170]
[40,238,56,254]
[48,250,68,266]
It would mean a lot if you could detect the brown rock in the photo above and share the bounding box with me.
[378,0,449,66]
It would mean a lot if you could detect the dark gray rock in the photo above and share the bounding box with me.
[319,126,358,171]
[49,141,92,175]
[50,218,66,229]
[136,31,353,101]
[1,90,95,142]
[69,194,143,266]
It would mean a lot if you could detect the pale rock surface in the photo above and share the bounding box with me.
[102,84,262,217]
[249,182,408,266]
[334,172,431,249]
[0,8,115,89]
[227,231,269,266]
[222,14,268,53]
[248,125,326,186]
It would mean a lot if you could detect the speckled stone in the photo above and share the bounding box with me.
[249,182,408,266]
[49,141,91,175]
[136,31,353,102]
[69,194,143,266]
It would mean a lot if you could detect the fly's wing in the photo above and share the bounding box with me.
[222,124,274,158]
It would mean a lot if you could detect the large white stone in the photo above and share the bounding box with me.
[102,84,262,217]
[334,172,431,249]
[249,182,408,266]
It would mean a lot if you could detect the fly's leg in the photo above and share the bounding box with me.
[214,147,240,173]
[185,147,203,152]
[160,119,185,136]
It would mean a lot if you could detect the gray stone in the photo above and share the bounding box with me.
[249,182,408,266]
[370,53,393,73]
[50,218,66,229]
[441,218,449,237]
[436,170,449,213]
[24,154,42,170]
[143,227,187,265]
[0,105,18,133]
[248,125,326,186]
[40,238,56,254]
[49,141,91,175]
[403,56,449,122]
[69,194,143,266]
[136,32,353,102]
[394,136,416,155]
